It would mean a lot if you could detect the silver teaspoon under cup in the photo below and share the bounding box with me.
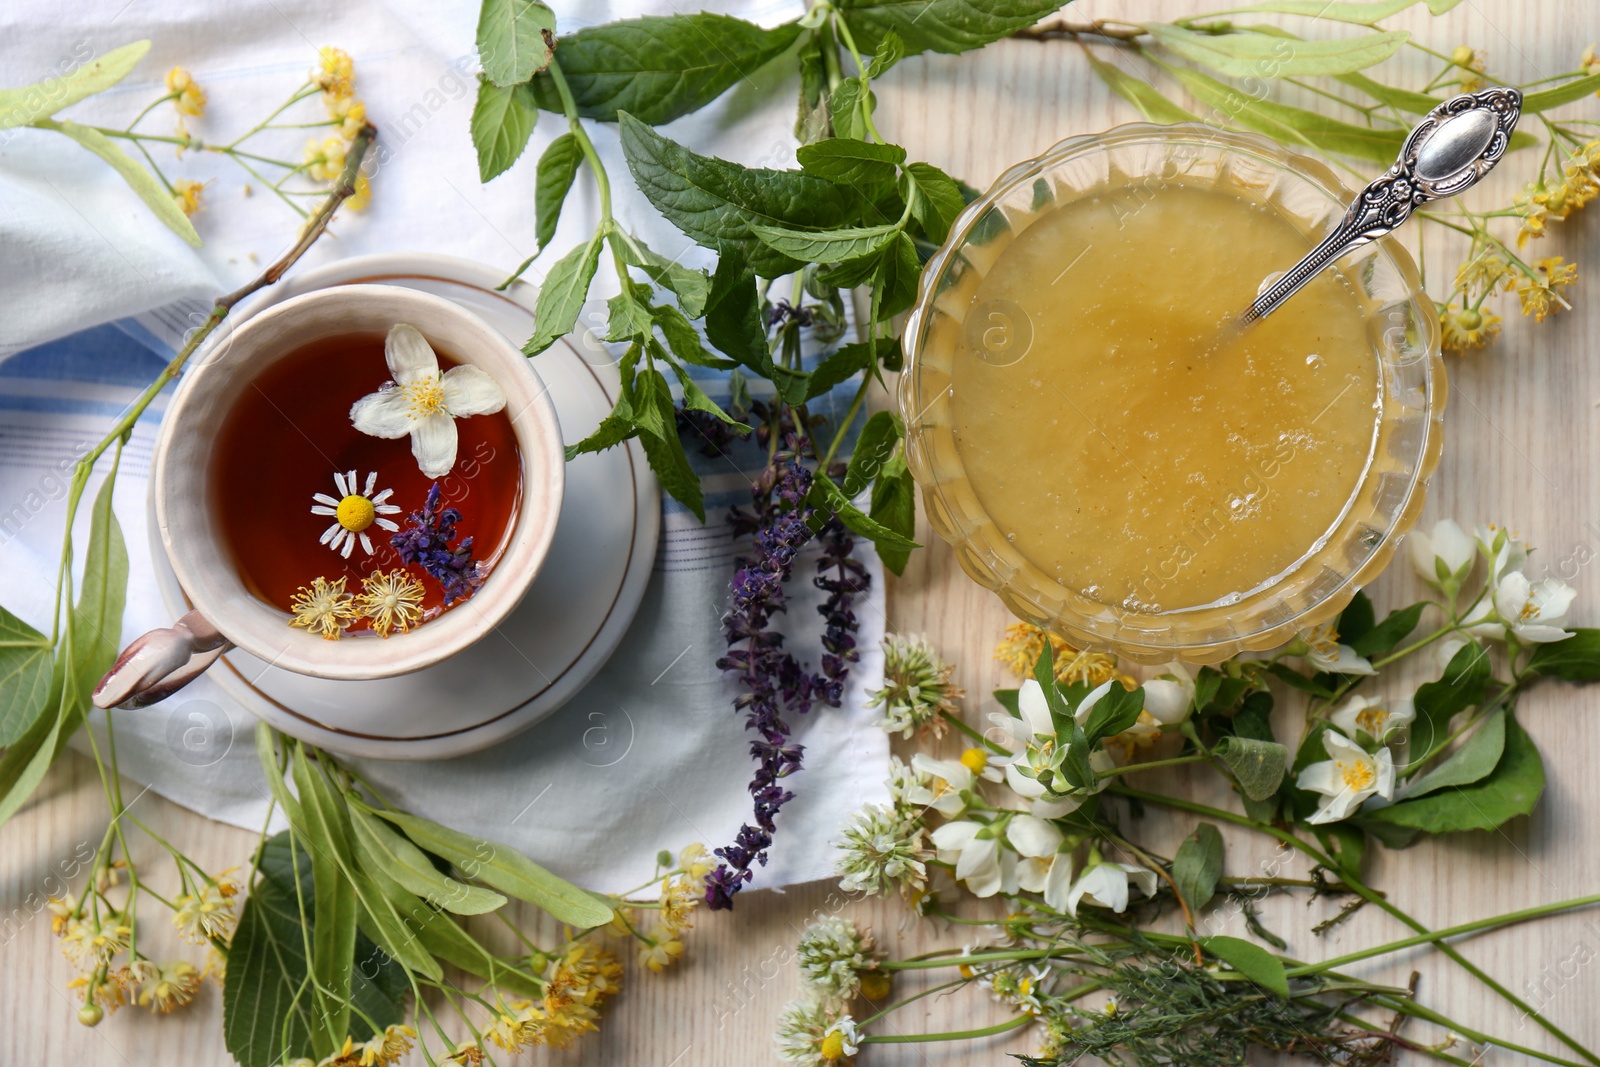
[1239,85,1523,326]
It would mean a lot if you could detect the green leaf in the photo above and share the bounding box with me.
[38,118,200,246]
[1523,73,1600,113]
[866,29,905,78]
[904,161,966,245]
[0,658,68,831]
[1163,65,1408,165]
[843,411,900,497]
[529,15,802,124]
[1200,935,1290,997]
[618,235,712,318]
[1524,629,1600,681]
[606,280,655,342]
[1336,590,1375,644]
[523,231,602,357]
[1224,0,1423,23]
[1030,645,1073,734]
[1314,821,1367,875]
[0,607,52,747]
[617,111,853,277]
[640,420,706,521]
[651,301,732,368]
[797,137,906,191]
[1266,662,1334,698]
[290,752,357,1055]
[71,470,127,716]
[0,40,150,129]
[828,77,871,142]
[373,811,613,928]
[809,473,919,552]
[868,454,916,576]
[837,0,1064,56]
[1365,714,1543,834]
[750,220,903,264]
[470,76,537,183]
[1347,602,1425,657]
[476,0,556,87]
[668,362,745,431]
[1082,684,1146,745]
[806,340,874,400]
[1214,735,1289,801]
[1145,22,1409,77]
[1401,708,1506,799]
[1410,640,1491,756]
[1085,50,1199,125]
[703,256,772,372]
[1172,823,1224,912]
[534,132,583,251]
[1335,71,1447,115]
[348,806,506,915]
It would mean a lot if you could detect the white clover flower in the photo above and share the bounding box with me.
[1065,856,1158,916]
[775,998,846,1065]
[1409,519,1477,591]
[1464,570,1576,644]
[796,917,882,1004]
[1296,729,1395,824]
[836,803,929,902]
[1328,694,1415,745]
[866,633,963,737]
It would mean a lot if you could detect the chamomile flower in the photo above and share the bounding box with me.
[312,470,400,558]
[350,324,507,478]
[355,569,425,637]
[288,576,357,640]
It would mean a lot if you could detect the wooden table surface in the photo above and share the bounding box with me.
[7,2,1599,1064]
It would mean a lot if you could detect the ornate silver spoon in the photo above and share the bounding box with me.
[1239,85,1522,325]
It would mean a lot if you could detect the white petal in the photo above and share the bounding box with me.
[359,531,373,555]
[313,493,340,507]
[340,532,354,559]
[1042,853,1075,913]
[371,488,395,505]
[1373,747,1396,799]
[351,387,416,439]
[1005,762,1047,799]
[1016,856,1049,894]
[930,821,978,851]
[375,517,400,532]
[1123,864,1160,900]
[1143,679,1189,725]
[1432,520,1475,573]
[1408,529,1436,582]
[333,471,348,496]
[440,364,507,417]
[311,505,336,516]
[375,504,402,515]
[364,471,377,495]
[1006,815,1064,859]
[411,413,459,478]
[386,323,440,385]
[1028,794,1082,819]
[1296,759,1342,797]
[1528,579,1577,623]
[1494,571,1531,620]
[1017,680,1054,737]
[1075,680,1115,725]
[1518,624,1575,644]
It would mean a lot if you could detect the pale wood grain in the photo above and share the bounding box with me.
[6,2,1600,1064]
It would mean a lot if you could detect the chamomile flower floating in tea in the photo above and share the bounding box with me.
[351,323,507,478]
[311,469,401,558]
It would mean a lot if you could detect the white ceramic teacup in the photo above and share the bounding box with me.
[93,284,564,709]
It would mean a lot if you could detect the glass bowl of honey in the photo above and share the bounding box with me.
[900,123,1443,664]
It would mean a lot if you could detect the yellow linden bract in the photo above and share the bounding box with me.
[337,494,376,532]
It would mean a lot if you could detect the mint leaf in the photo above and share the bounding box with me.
[843,411,900,496]
[809,473,918,551]
[534,132,583,250]
[618,234,711,318]
[530,15,801,124]
[750,220,901,264]
[476,0,556,87]
[836,0,1063,56]
[470,76,537,182]
[865,28,906,78]
[1524,628,1600,681]
[618,112,853,277]
[524,231,602,357]
[1172,823,1224,912]
[1401,708,1506,799]
[668,362,746,430]
[797,137,906,191]
[806,339,874,400]
[1364,714,1544,834]
[904,161,965,244]
[651,302,734,369]
[869,455,916,575]
[703,256,772,372]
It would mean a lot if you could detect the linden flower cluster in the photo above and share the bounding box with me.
[289,569,427,640]
[613,843,712,973]
[278,1024,418,1067]
[775,918,885,1066]
[994,623,1119,687]
[450,941,624,1061]
[302,47,372,209]
[50,868,241,1026]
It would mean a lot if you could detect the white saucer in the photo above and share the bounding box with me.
[150,253,660,760]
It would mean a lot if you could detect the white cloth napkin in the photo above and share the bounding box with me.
[0,0,890,895]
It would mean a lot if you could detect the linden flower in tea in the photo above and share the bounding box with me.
[351,323,507,478]
[310,469,401,558]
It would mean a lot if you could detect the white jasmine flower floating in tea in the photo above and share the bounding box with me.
[310,469,400,558]
[350,323,507,478]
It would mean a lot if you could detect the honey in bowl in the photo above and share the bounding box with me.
[211,331,522,634]
[949,179,1380,615]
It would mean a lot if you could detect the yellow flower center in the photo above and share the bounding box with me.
[1337,759,1375,792]
[960,748,990,775]
[1354,707,1390,735]
[405,377,447,418]
[819,1032,847,1061]
[1519,598,1540,622]
[337,494,376,531]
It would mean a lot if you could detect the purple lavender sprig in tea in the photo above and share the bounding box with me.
[390,482,484,605]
